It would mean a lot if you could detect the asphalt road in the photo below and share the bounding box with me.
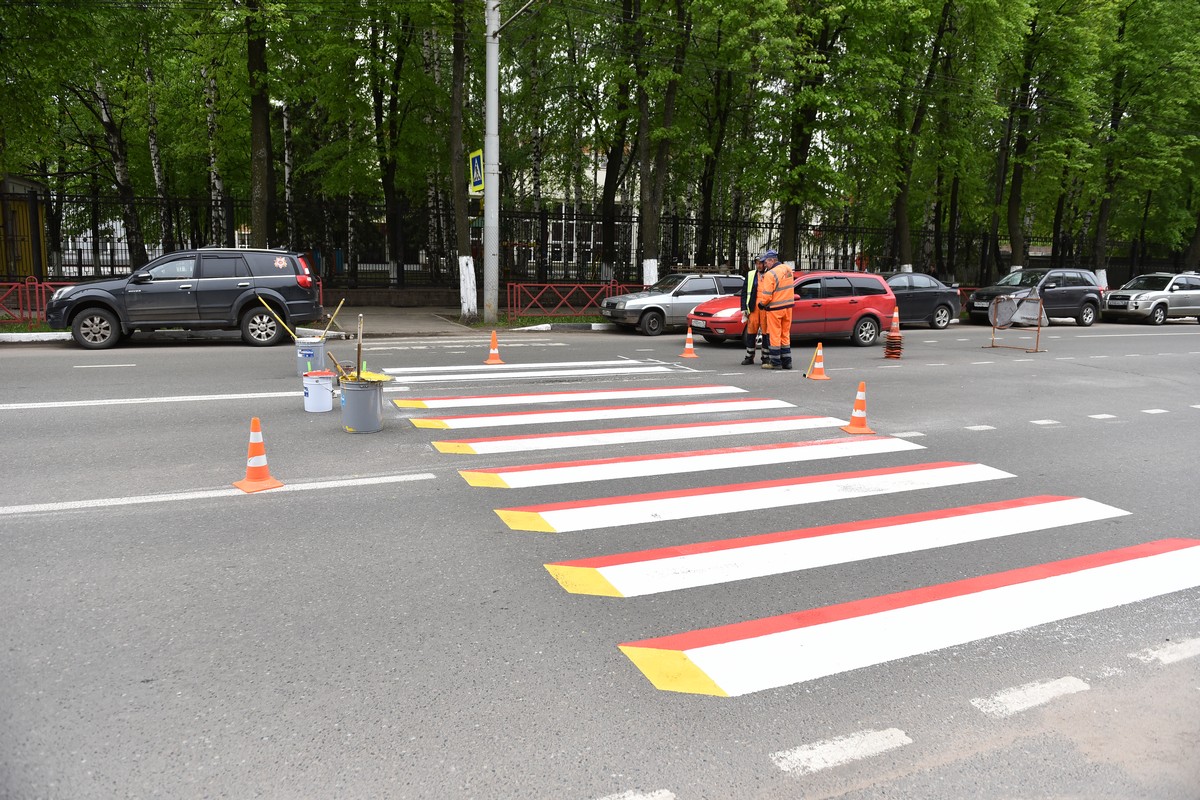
[2,320,1198,799]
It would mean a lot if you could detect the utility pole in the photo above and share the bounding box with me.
[483,0,500,323]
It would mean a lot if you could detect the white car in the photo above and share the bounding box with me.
[599,272,744,335]
[1103,272,1200,325]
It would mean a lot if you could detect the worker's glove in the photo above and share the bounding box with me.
[741,311,748,322]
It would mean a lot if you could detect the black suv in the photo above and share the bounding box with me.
[46,248,322,349]
[967,268,1103,326]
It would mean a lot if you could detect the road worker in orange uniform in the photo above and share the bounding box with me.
[739,255,768,365]
[756,250,794,370]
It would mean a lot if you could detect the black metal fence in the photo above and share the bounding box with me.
[2,191,1189,291]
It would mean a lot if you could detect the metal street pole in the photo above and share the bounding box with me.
[483,0,500,324]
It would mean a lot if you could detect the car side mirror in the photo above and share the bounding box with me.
[1043,282,1057,289]
[131,271,152,284]
[1169,285,1179,292]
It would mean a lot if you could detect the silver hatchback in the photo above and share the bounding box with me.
[1103,272,1200,325]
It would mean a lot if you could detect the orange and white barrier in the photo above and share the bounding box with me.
[806,343,830,380]
[484,330,504,364]
[840,381,875,434]
[680,327,699,358]
[233,417,283,493]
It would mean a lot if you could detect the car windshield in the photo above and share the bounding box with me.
[647,275,686,293]
[1121,275,1171,291]
[995,269,1048,288]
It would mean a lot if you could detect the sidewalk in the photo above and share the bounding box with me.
[0,306,613,343]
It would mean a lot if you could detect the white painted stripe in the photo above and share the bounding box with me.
[407,385,744,408]
[891,431,925,438]
[479,437,924,488]
[1141,409,1169,414]
[588,497,1126,597]
[1089,414,1117,419]
[1129,637,1200,665]
[592,791,675,800]
[74,363,136,368]
[445,416,847,454]
[965,425,995,431]
[685,546,1200,696]
[0,391,301,411]
[383,359,645,374]
[1030,419,1059,425]
[524,463,1012,533]
[970,677,1090,718]
[393,366,675,383]
[771,728,912,775]
[428,398,793,429]
[0,473,437,517]
[246,455,268,467]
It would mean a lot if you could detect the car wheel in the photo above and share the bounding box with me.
[1148,305,1166,326]
[241,307,286,346]
[639,310,665,336]
[71,308,121,349]
[1076,303,1097,327]
[701,334,724,345]
[851,316,880,346]
[930,304,952,330]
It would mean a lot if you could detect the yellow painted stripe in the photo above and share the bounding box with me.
[495,509,557,532]
[433,440,477,454]
[392,399,429,408]
[459,471,510,488]
[543,564,624,597]
[410,418,449,429]
[618,645,728,696]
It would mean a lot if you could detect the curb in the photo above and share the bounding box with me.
[0,332,71,342]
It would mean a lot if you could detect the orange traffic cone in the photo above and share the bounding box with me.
[840,381,875,435]
[680,327,699,358]
[233,417,284,493]
[484,330,504,365]
[889,306,900,335]
[805,342,831,380]
[884,307,903,360]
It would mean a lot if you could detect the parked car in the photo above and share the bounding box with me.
[966,268,1103,327]
[1102,272,1200,325]
[600,272,744,335]
[686,270,895,347]
[45,248,322,349]
[882,271,961,329]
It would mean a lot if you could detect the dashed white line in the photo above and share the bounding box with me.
[970,677,1090,719]
[1141,409,1169,414]
[74,363,136,368]
[891,431,926,438]
[771,728,912,775]
[1030,419,1060,425]
[1055,357,1076,361]
[965,425,996,431]
[926,363,947,366]
[1089,414,1117,419]
[971,361,994,365]
[593,791,675,800]
[1129,638,1200,665]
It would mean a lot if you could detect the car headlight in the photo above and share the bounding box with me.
[614,301,625,310]
[714,307,742,319]
[51,286,74,302]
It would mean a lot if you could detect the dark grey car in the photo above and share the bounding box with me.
[45,248,322,349]
[967,268,1103,327]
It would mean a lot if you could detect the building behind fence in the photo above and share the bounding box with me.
[1,189,1191,294]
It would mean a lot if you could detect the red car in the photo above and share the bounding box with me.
[686,270,895,347]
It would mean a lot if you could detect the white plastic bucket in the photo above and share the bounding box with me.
[296,337,326,377]
[302,370,335,413]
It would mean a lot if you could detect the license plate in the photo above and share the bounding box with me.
[691,319,706,329]
[601,309,612,316]
[973,301,989,308]
[1107,300,1127,307]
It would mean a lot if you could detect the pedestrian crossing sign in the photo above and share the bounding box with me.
[469,149,484,194]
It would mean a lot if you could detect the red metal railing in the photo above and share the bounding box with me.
[506,282,645,321]
[0,277,75,329]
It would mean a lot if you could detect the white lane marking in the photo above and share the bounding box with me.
[1014,358,1034,362]
[891,431,925,437]
[970,677,1090,718]
[971,361,994,365]
[1055,357,1076,361]
[1089,355,1109,359]
[420,398,793,429]
[965,425,995,431]
[593,791,675,800]
[1141,409,1169,414]
[878,365,902,369]
[925,363,947,366]
[771,729,912,775]
[1030,419,1060,425]
[401,385,745,409]
[0,391,301,411]
[392,366,675,383]
[0,473,437,517]
[367,342,568,351]
[383,359,643,374]
[1089,414,1117,419]
[1129,638,1200,665]
[74,363,136,368]
[1080,332,1200,338]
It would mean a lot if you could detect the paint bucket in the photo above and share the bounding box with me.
[302,370,335,413]
[295,337,326,377]
[340,379,383,433]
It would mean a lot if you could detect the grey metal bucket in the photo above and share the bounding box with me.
[340,380,383,433]
[295,337,326,377]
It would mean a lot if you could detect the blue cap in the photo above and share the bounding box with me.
[761,249,779,261]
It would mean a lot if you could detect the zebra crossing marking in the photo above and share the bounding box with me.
[617,539,1200,696]
[412,398,794,430]
[431,415,847,454]
[394,384,745,409]
[544,496,1129,597]
[461,435,925,488]
[495,462,1014,533]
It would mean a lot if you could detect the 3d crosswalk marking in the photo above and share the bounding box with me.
[386,366,675,383]
[495,461,1013,533]
[544,496,1129,597]
[432,415,846,454]
[617,539,1200,696]
[384,359,652,374]
[461,435,924,488]
[412,398,794,429]
[394,384,745,409]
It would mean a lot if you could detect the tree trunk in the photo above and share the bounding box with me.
[981,93,1015,284]
[94,81,148,268]
[1183,209,1200,270]
[202,65,226,246]
[599,0,636,276]
[1006,21,1037,271]
[246,0,274,248]
[281,102,296,248]
[370,16,413,287]
[142,39,175,254]
[1092,9,1127,272]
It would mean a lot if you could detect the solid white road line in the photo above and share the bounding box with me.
[383,359,648,374]
[415,398,793,429]
[395,384,744,409]
[970,677,1090,718]
[0,473,437,516]
[592,791,675,800]
[1129,637,1200,665]
[0,391,302,411]
[391,366,676,383]
[770,729,912,775]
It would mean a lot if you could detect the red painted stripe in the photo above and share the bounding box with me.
[550,496,1074,569]
[423,397,776,421]
[407,384,730,402]
[506,462,971,513]
[620,539,1200,652]
[472,436,885,474]
[433,415,828,445]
